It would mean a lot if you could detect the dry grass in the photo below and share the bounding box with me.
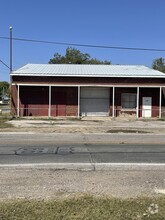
[0,196,165,220]
[0,117,14,129]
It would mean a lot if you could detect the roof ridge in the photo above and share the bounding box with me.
[25,63,146,66]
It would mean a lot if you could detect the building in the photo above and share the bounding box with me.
[11,64,165,118]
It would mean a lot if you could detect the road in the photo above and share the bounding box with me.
[0,133,165,199]
[0,133,165,165]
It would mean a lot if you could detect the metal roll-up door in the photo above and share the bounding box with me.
[80,87,110,116]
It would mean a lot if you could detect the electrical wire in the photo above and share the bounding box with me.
[0,59,10,69]
[0,36,165,52]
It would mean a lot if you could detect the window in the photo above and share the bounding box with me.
[121,93,137,109]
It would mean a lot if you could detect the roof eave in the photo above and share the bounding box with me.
[10,73,165,78]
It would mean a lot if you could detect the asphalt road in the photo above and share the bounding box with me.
[0,133,165,165]
[1,133,165,200]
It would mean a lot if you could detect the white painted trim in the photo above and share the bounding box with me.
[1,163,165,170]
[48,86,51,117]
[12,83,165,88]
[136,87,139,119]
[159,87,162,118]
[78,86,80,117]
[17,85,20,117]
[10,73,165,79]
[112,87,115,117]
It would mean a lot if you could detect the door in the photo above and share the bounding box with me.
[80,87,110,116]
[142,97,152,118]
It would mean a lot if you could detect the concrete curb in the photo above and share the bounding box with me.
[1,163,165,171]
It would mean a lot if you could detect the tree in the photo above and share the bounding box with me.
[49,47,111,65]
[0,81,10,101]
[152,57,165,73]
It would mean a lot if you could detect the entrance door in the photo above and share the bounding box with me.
[142,97,152,118]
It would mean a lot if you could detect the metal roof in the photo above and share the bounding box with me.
[11,64,165,78]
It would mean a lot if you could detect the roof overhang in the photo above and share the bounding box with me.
[10,73,165,79]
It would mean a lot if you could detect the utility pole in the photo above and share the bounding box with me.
[10,26,13,74]
[9,26,13,112]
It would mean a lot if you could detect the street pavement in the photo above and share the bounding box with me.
[1,132,165,199]
[0,120,165,199]
[0,133,165,168]
[1,132,165,144]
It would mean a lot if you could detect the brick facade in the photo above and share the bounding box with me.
[11,75,165,118]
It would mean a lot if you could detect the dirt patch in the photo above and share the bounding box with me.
[0,168,165,200]
[106,129,150,133]
[1,118,165,134]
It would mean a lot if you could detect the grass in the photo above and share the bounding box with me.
[158,117,165,121]
[0,196,165,220]
[0,117,14,129]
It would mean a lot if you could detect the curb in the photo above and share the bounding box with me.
[1,163,165,171]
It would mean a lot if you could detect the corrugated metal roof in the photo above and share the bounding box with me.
[11,64,165,78]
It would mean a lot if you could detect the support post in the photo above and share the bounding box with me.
[159,87,162,118]
[48,86,51,117]
[78,86,80,117]
[136,87,139,119]
[17,85,20,117]
[112,86,115,117]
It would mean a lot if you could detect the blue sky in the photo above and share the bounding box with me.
[0,0,165,81]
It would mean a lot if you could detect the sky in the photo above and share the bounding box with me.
[0,0,165,82]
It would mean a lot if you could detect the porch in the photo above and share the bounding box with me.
[11,84,165,118]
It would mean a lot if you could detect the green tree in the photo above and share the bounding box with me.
[152,57,165,73]
[49,47,111,65]
[0,81,10,101]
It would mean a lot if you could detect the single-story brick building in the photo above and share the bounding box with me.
[11,64,165,118]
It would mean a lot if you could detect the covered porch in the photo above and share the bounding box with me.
[12,83,165,119]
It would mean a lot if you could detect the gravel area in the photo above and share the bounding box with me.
[0,168,165,200]
[2,117,165,133]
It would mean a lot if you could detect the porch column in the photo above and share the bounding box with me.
[17,84,20,117]
[112,86,115,117]
[136,87,139,119]
[48,85,51,117]
[159,87,162,118]
[78,86,80,117]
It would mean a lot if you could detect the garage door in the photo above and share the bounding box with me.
[80,87,110,116]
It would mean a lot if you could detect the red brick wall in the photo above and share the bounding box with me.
[19,86,49,116]
[11,85,18,115]
[51,87,78,116]
[11,86,78,117]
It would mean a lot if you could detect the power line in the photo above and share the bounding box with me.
[0,59,10,69]
[0,65,8,71]
[0,36,165,52]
